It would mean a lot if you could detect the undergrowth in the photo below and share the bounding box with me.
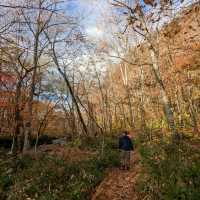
[137,137,200,200]
[0,136,120,200]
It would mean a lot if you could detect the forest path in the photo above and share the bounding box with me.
[92,151,141,200]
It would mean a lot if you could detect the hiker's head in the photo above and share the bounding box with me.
[124,131,129,135]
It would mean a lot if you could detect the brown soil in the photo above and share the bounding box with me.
[27,144,96,163]
[92,151,141,200]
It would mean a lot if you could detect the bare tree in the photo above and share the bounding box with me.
[112,0,181,139]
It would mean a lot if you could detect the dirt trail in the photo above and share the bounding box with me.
[92,151,141,200]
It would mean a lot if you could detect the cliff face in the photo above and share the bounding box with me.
[116,3,200,92]
[161,3,200,71]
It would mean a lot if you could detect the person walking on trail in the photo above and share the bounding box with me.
[119,131,134,170]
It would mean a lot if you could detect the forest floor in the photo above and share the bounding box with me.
[92,151,141,200]
[37,144,97,163]
[0,139,121,200]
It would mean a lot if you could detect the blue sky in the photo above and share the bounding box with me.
[64,0,110,40]
[62,0,197,52]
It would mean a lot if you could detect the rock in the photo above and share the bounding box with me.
[6,168,13,174]
[52,137,67,146]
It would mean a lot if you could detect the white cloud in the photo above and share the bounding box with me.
[86,26,104,39]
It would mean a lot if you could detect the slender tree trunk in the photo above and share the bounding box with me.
[59,68,88,135]
[126,87,135,128]
[50,44,88,135]
[11,81,22,154]
[148,46,177,138]
[182,86,199,135]
[139,64,147,132]
[187,88,199,135]
[175,89,184,131]
[23,30,39,153]
[121,103,127,129]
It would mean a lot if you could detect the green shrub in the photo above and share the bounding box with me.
[0,135,120,200]
[137,140,200,200]
[0,175,13,190]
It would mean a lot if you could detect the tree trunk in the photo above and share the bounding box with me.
[182,86,199,135]
[126,87,135,128]
[23,31,39,153]
[11,81,22,154]
[139,65,147,132]
[148,46,177,138]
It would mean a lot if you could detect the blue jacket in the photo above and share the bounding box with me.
[119,135,134,151]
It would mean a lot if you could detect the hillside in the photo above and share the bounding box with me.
[90,2,200,132]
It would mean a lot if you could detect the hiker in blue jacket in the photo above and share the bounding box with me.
[119,131,134,170]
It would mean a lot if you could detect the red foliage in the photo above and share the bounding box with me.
[0,72,16,107]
